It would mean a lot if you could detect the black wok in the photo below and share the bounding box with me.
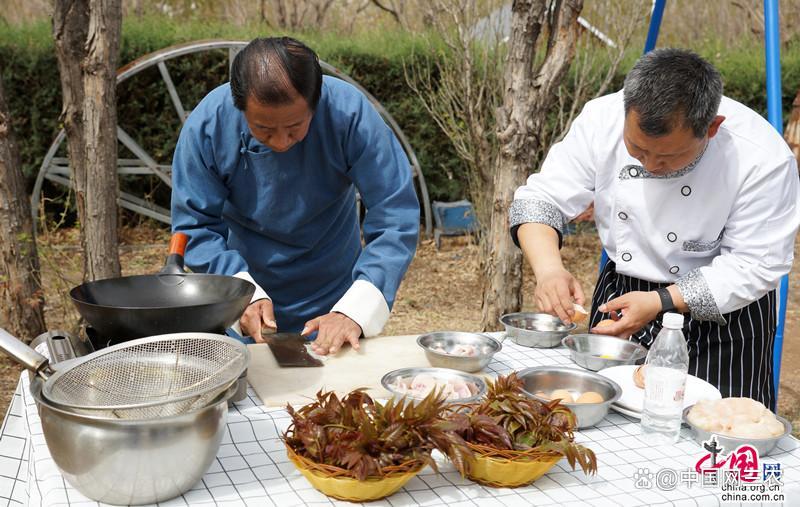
[70,232,255,340]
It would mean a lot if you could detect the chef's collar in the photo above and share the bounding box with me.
[620,137,711,181]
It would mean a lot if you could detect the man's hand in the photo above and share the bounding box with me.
[305,312,362,355]
[534,267,586,325]
[590,291,661,338]
[239,299,277,341]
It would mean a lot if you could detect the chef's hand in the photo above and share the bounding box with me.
[304,312,362,355]
[535,267,586,325]
[591,291,661,338]
[239,299,277,342]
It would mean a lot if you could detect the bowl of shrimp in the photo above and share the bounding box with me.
[416,331,502,373]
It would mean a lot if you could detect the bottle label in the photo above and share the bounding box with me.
[643,367,687,413]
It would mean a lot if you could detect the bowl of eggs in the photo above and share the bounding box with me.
[562,334,647,371]
[517,366,622,429]
[683,398,792,456]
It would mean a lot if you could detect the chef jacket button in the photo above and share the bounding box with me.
[629,167,639,177]
[621,252,632,262]
[667,232,677,242]
[669,266,680,274]
[618,211,628,220]
[681,185,692,196]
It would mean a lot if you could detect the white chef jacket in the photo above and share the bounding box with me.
[510,91,800,324]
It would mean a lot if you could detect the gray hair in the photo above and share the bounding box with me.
[623,48,722,138]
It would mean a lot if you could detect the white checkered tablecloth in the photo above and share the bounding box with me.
[0,335,799,507]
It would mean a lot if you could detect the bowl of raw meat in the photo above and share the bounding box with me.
[381,367,487,405]
[683,398,792,456]
[417,331,502,372]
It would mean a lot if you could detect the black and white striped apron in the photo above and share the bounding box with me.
[590,260,777,409]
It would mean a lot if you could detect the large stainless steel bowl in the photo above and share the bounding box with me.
[381,367,487,404]
[31,377,234,506]
[517,366,622,429]
[417,332,501,372]
[562,334,647,371]
[500,313,576,348]
[682,405,792,457]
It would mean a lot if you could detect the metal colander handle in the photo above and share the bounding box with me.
[0,328,52,380]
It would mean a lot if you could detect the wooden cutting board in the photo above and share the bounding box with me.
[246,334,432,406]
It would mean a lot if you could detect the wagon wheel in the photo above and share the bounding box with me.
[31,39,433,238]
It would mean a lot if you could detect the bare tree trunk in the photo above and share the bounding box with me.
[480,0,584,331]
[0,74,47,342]
[82,0,122,280]
[53,0,90,274]
[53,0,121,282]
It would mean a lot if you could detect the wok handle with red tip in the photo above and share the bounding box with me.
[161,232,189,275]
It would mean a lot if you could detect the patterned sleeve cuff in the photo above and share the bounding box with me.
[509,199,566,248]
[675,269,727,325]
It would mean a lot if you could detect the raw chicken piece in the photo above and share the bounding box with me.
[409,374,437,397]
[389,374,478,400]
[450,344,477,357]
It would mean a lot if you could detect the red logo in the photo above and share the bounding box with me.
[695,437,760,483]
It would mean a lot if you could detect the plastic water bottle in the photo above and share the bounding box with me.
[640,312,689,443]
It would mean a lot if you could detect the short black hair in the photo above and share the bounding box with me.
[230,37,323,111]
[623,48,722,138]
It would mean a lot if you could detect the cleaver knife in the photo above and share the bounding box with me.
[261,331,324,367]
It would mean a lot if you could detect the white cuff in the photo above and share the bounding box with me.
[233,271,270,303]
[231,271,270,336]
[330,280,390,337]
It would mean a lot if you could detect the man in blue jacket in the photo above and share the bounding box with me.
[171,37,419,355]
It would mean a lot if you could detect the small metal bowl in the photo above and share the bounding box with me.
[517,366,622,428]
[562,334,647,371]
[499,313,577,348]
[682,405,792,456]
[417,332,502,373]
[381,367,487,405]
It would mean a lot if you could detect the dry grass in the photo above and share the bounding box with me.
[2,225,798,439]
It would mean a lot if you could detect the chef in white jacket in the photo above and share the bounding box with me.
[511,48,799,408]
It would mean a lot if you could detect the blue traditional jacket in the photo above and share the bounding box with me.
[171,76,419,334]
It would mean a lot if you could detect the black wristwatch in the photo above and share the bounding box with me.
[655,287,676,314]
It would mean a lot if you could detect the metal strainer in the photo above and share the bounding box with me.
[0,329,248,419]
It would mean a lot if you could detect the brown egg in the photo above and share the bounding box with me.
[572,303,589,324]
[633,365,647,389]
[576,391,604,404]
[550,389,575,403]
[595,319,616,329]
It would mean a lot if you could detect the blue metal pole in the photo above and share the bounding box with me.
[764,0,786,410]
[644,0,667,53]
[600,0,667,273]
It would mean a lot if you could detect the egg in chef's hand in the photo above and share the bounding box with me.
[550,389,575,403]
[572,303,589,324]
[594,319,616,329]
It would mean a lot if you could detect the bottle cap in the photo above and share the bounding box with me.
[662,312,684,329]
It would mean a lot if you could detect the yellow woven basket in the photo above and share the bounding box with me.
[286,444,425,502]
[465,442,561,487]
